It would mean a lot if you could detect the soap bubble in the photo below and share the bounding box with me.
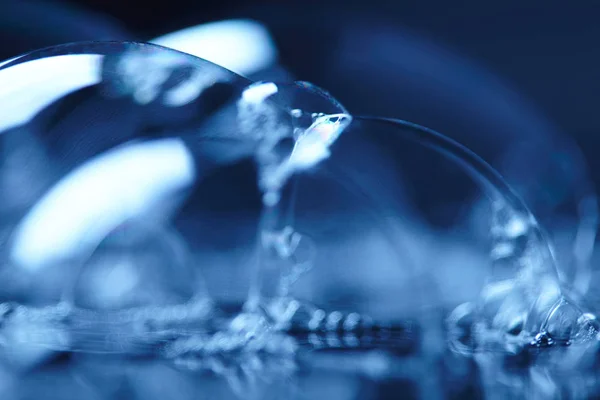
[0,41,598,399]
[0,42,252,306]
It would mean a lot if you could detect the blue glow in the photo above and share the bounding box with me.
[151,19,277,76]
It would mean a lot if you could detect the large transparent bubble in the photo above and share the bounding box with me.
[0,41,598,399]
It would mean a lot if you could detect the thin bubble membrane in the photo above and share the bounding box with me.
[0,41,598,399]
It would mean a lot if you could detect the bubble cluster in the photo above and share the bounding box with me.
[0,40,599,399]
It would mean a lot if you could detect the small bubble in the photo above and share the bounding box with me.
[263,191,280,207]
[325,332,342,348]
[308,309,326,331]
[343,334,360,348]
[325,311,344,331]
[308,333,323,348]
[343,313,361,331]
[530,331,554,347]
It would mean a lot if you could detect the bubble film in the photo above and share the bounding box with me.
[0,41,598,399]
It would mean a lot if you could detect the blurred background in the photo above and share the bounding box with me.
[3,0,600,168]
[2,1,600,399]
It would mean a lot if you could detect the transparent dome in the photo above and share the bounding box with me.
[0,41,598,399]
